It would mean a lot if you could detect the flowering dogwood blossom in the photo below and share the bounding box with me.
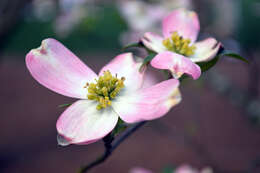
[25,38,181,146]
[141,9,222,79]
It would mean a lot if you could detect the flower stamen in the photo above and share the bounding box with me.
[162,31,196,56]
[86,70,125,110]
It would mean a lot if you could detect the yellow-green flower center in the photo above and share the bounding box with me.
[162,31,196,56]
[85,70,125,110]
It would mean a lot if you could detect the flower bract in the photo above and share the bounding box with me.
[25,38,182,145]
[141,8,222,79]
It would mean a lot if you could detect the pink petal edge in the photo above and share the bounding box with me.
[191,37,222,62]
[112,79,181,123]
[162,8,200,43]
[56,100,118,145]
[26,38,97,99]
[151,51,201,80]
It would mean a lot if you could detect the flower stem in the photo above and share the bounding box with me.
[78,121,147,173]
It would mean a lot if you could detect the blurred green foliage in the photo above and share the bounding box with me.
[3,5,127,55]
[162,166,174,173]
[236,0,260,49]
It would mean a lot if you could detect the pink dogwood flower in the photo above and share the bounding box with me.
[141,8,222,79]
[25,38,181,146]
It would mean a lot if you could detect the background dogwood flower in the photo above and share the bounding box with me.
[25,38,181,146]
[141,8,222,63]
[141,9,222,79]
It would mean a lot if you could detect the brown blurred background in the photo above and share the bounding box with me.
[1,0,260,173]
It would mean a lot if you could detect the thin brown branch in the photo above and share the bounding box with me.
[78,121,147,173]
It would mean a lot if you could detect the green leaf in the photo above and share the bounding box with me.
[196,48,248,73]
[139,52,156,72]
[58,103,72,108]
[121,42,142,51]
[197,56,219,73]
[220,50,249,63]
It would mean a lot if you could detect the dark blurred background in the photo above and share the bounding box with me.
[1,0,260,172]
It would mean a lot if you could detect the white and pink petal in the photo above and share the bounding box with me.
[141,66,164,89]
[162,8,200,43]
[99,53,144,91]
[56,100,118,145]
[190,38,222,62]
[141,32,167,53]
[26,38,97,99]
[112,79,181,123]
[151,51,201,80]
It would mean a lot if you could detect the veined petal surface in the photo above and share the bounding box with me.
[99,53,144,91]
[162,8,200,43]
[56,100,118,145]
[26,38,97,99]
[112,79,181,123]
[190,38,221,62]
[151,51,201,80]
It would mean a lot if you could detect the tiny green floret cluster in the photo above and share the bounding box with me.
[162,31,196,56]
[86,70,125,110]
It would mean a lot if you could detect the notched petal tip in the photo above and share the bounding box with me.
[38,39,49,53]
[25,38,97,99]
[57,134,71,146]
[34,45,47,55]
[29,38,54,56]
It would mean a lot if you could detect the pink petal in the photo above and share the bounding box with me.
[99,53,144,91]
[26,38,97,99]
[112,79,181,123]
[129,167,153,173]
[162,9,200,43]
[190,38,222,62]
[56,100,118,145]
[141,67,164,89]
[141,32,167,53]
[151,51,201,80]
